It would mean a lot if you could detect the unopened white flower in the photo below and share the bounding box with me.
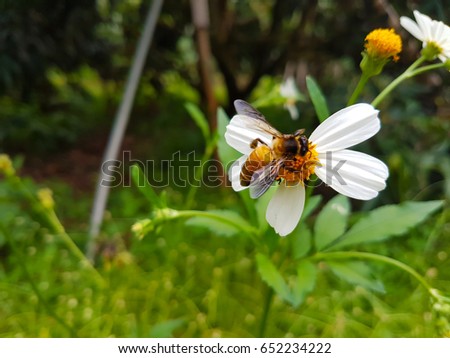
[400,10,450,62]
[225,102,389,236]
[280,76,301,120]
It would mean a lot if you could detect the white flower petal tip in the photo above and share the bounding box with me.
[228,155,248,192]
[266,183,305,236]
[400,16,424,41]
[315,150,389,201]
[309,103,380,153]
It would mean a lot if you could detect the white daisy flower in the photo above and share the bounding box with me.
[280,76,301,120]
[400,10,450,62]
[225,101,389,236]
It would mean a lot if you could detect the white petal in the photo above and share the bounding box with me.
[266,182,305,236]
[431,20,446,43]
[400,16,424,41]
[315,149,389,200]
[285,103,299,120]
[280,77,299,98]
[225,115,273,155]
[438,53,449,63]
[309,104,380,153]
[228,155,248,192]
[414,10,433,41]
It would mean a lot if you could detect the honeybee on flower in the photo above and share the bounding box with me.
[225,100,389,236]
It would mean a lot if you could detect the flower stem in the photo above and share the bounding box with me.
[347,73,370,106]
[185,136,218,209]
[312,251,444,300]
[7,175,105,287]
[408,62,447,77]
[258,287,274,337]
[371,56,427,107]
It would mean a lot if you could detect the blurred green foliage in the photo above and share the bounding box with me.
[0,0,449,338]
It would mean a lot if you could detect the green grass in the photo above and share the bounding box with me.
[0,177,448,338]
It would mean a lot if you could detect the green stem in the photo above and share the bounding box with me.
[8,175,105,287]
[408,62,447,77]
[185,136,218,209]
[48,211,105,286]
[404,55,429,72]
[313,251,445,301]
[371,56,427,107]
[1,225,78,337]
[347,73,371,106]
[258,288,274,337]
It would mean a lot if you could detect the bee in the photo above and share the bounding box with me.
[235,100,310,199]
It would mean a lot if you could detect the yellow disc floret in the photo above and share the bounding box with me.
[277,143,319,185]
[365,28,402,61]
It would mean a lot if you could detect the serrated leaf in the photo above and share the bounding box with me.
[306,76,329,122]
[131,165,163,209]
[333,200,444,249]
[290,259,317,307]
[314,195,350,251]
[149,318,185,338]
[185,102,210,142]
[256,253,290,301]
[327,261,385,293]
[186,210,253,237]
[217,107,240,167]
[292,225,312,259]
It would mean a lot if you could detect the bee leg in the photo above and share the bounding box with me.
[293,128,305,136]
[250,138,268,149]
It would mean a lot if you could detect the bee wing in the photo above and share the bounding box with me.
[234,100,282,137]
[249,160,284,199]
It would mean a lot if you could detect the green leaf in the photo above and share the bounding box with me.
[306,76,329,122]
[333,200,444,249]
[184,102,210,142]
[290,259,317,307]
[186,210,253,237]
[217,107,240,167]
[327,261,385,293]
[254,185,277,231]
[292,225,312,259]
[131,165,163,209]
[149,318,185,338]
[256,253,290,301]
[314,195,350,251]
[302,195,322,221]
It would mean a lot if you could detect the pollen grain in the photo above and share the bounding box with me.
[277,143,319,185]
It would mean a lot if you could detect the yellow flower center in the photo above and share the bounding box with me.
[277,143,319,185]
[365,28,402,61]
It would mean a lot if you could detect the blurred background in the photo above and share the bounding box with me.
[0,0,449,337]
